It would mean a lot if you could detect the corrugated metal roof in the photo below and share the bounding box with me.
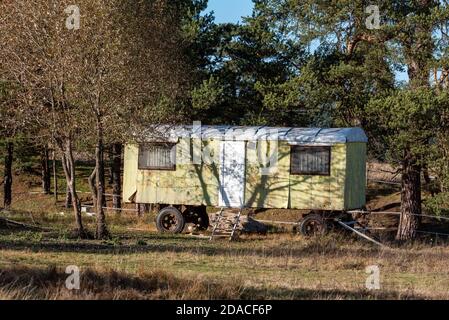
[142,125,368,144]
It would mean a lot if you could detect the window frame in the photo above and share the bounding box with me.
[290,145,331,176]
[138,142,177,171]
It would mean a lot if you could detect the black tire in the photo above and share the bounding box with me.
[197,208,210,230]
[299,213,328,237]
[184,206,210,231]
[156,206,185,234]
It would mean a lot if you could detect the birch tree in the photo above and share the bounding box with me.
[0,0,190,238]
[0,1,89,236]
[66,0,189,238]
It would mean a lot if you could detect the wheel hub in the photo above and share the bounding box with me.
[162,214,179,231]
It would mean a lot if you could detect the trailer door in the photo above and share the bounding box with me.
[219,140,246,208]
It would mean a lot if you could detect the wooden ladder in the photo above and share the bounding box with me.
[210,208,242,241]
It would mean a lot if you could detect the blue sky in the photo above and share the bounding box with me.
[206,0,408,82]
[206,0,254,23]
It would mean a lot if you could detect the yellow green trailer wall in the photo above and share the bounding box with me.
[244,140,290,209]
[288,143,347,210]
[125,139,220,206]
[123,139,366,210]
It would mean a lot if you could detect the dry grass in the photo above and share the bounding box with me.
[2,169,449,300]
[2,224,449,300]
[0,266,432,300]
[0,266,245,300]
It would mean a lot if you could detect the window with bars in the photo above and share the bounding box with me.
[138,143,176,170]
[290,146,331,176]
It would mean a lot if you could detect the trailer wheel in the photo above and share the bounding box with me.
[184,206,210,231]
[299,214,328,237]
[156,207,185,234]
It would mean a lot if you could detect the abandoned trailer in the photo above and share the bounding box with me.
[122,125,367,238]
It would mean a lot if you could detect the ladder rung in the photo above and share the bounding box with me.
[210,208,242,241]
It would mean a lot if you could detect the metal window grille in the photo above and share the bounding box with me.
[291,146,331,176]
[138,143,176,170]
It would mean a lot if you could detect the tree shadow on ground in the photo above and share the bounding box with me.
[0,265,433,300]
[2,229,449,262]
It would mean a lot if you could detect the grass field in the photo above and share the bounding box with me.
[2,169,449,300]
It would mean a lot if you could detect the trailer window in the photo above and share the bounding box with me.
[290,146,330,176]
[138,143,176,170]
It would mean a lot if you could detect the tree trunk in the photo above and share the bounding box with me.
[396,158,422,241]
[3,141,13,209]
[52,149,58,203]
[136,203,144,217]
[60,138,85,237]
[64,150,72,208]
[41,145,51,194]
[111,143,122,213]
[108,145,114,185]
[422,165,435,196]
[88,167,97,208]
[397,6,432,240]
[65,185,72,208]
[95,120,108,239]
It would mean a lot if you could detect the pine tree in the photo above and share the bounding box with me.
[255,0,449,240]
[189,0,309,126]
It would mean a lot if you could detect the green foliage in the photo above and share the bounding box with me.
[424,193,449,217]
[15,231,44,243]
[0,134,40,174]
[103,236,123,246]
[135,238,147,246]
[185,0,309,125]
[191,76,224,111]
[366,89,448,166]
[2,0,449,223]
